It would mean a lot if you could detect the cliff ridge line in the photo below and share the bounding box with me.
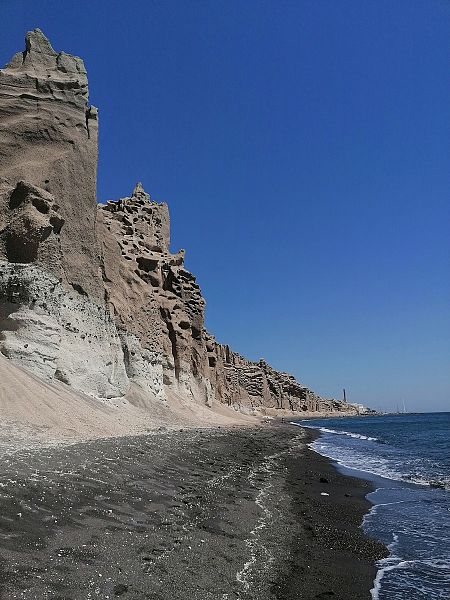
[0,30,357,419]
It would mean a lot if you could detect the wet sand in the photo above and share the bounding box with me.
[0,424,386,599]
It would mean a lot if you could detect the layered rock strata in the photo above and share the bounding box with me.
[0,30,127,398]
[0,30,356,416]
[97,187,353,414]
[0,28,101,299]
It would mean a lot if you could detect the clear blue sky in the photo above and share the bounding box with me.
[2,1,449,412]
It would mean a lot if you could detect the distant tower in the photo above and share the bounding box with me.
[343,388,347,403]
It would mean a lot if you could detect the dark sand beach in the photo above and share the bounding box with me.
[0,424,386,599]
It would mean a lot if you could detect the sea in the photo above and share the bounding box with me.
[292,412,450,600]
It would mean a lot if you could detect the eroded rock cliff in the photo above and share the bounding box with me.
[0,30,356,417]
[0,29,127,398]
[97,185,353,415]
[0,28,101,299]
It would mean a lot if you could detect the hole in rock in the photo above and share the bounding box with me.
[9,183,29,209]
[137,256,158,272]
[31,196,50,214]
[5,233,40,263]
[191,326,202,340]
[50,215,64,234]
[71,282,87,296]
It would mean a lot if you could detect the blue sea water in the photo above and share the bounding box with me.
[292,413,450,600]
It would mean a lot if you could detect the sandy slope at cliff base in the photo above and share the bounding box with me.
[0,354,256,452]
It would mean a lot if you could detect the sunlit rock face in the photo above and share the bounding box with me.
[0,28,101,299]
[97,185,354,414]
[0,30,127,398]
[0,30,356,415]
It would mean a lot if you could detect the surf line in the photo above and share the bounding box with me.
[235,432,305,596]
[235,450,283,593]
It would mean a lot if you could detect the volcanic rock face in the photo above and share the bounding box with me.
[0,30,356,416]
[0,30,126,398]
[208,345,332,412]
[98,184,211,403]
[97,187,351,414]
[0,29,101,298]
[0,181,64,265]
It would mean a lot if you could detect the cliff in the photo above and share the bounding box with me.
[0,30,356,421]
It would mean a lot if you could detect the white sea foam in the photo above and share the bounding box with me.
[319,427,379,441]
[308,439,405,485]
[299,431,450,490]
[371,557,450,600]
[293,416,450,599]
[316,443,450,490]
[236,450,283,592]
[365,487,450,599]
[361,503,405,529]
[290,422,378,441]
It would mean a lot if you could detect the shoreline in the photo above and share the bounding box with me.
[275,425,388,599]
[0,423,387,599]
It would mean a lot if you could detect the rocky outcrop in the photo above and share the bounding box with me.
[0,28,101,299]
[97,185,354,415]
[0,30,357,417]
[207,341,344,413]
[97,183,211,403]
[0,30,127,398]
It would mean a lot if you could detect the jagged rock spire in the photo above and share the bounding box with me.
[0,29,101,300]
[25,28,56,54]
[3,28,89,104]
[132,182,151,202]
